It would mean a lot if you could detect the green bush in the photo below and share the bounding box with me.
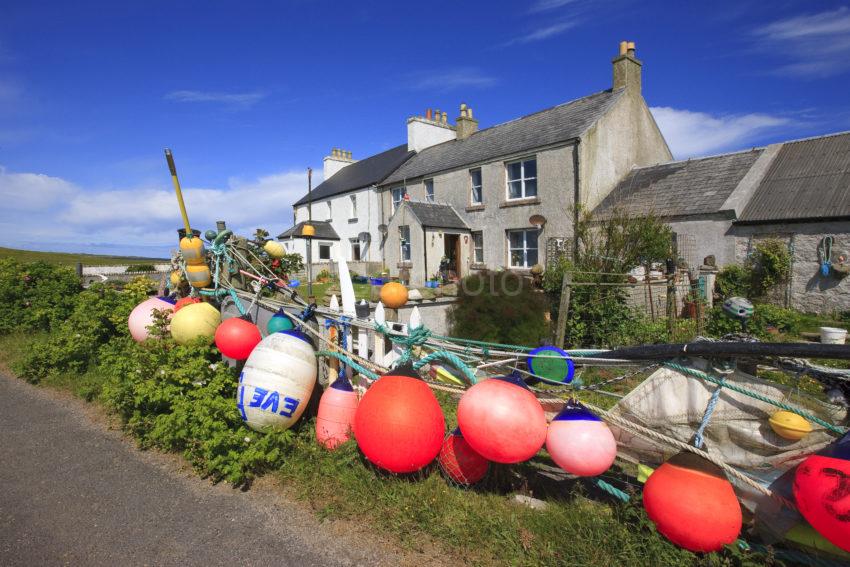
[0,259,81,334]
[716,265,751,299]
[447,271,549,347]
[706,303,802,340]
[125,263,156,273]
[748,239,791,298]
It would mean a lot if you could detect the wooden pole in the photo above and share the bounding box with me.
[666,274,676,338]
[645,264,655,322]
[554,271,572,349]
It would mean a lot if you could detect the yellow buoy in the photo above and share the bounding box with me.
[185,264,211,288]
[769,410,812,441]
[302,224,316,237]
[180,236,206,265]
[169,270,183,287]
[263,240,286,259]
[170,302,220,344]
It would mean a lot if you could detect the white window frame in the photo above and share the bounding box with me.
[425,179,435,202]
[350,194,357,219]
[507,229,538,269]
[472,231,484,264]
[470,168,483,205]
[318,242,332,261]
[505,157,537,200]
[399,225,411,262]
[391,186,407,213]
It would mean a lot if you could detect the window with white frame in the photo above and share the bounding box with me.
[350,194,357,219]
[391,186,407,213]
[470,168,483,204]
[425,179,435,202]
[506,158,537,200]
[399,225,411,262]
[318,243,332,260]
[508,229,538,268]
[472,231,484,264]
[350,238,361,261]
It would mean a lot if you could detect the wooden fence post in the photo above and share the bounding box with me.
[554,272,572,349]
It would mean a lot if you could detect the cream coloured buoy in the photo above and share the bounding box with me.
[238,330,318,431]
[170,301,220,344]
[263,240,286,259]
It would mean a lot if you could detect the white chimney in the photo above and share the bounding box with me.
[407,108,456,153]
[323,148,356,180]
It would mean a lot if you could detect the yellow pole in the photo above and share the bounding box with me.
[165,148,192,237]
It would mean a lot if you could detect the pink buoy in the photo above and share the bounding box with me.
[546,400,617,476]
[457,374,547,464]
[316,375,360,450]
[128,296,175,342]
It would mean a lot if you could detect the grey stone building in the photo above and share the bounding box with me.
[595,131,850,314]
[378,42,672,284]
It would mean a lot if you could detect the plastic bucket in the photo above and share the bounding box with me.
[820,327,847,344]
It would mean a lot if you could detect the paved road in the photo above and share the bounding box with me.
[0,373,401,567]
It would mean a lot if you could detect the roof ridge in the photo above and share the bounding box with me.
[767,128,850,147]
[631,147,765,171]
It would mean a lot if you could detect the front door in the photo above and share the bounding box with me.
[444,234,460,281]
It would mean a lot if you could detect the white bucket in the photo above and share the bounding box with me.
[819,326,847,344]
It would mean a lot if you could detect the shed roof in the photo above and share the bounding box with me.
[399,201,469,230]
[594,149,764,219]
[739,131,850,223]
[293,144,414,207]
[277,220,340,240]
[383,89,624,184]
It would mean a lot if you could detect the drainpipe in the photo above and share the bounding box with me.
[423,225,428,286]
[572,140,581,261]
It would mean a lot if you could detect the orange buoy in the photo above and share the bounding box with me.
[793,450,850,552]
[379,282,408,309]
[456,374,547,464]
[438,428,489,485]
[174,296,200,311]
[316,375,360,450]
[643,451,742,552]
[354,363,445,473]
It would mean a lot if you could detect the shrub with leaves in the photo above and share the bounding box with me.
[0,258,81,334]
[716,265,751,299]
[448,270,549,347]
[748,239,791,298]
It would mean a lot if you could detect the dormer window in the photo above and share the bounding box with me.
[506,158,537,200]
[391,186,407,213]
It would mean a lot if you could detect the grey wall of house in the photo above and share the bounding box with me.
[380,143,577,278]
[383,204,425,284]
[580,90,672,211]
[665,216,737,267]
[731,221,850,314]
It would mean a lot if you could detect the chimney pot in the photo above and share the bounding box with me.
[619,41,628,56]
[441,111,447,124]
[426,108,433,120]
[467,106,473,119]
[627,41,636,52]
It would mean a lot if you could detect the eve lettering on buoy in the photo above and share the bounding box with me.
[247,386,300,417]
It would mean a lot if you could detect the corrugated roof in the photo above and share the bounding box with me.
[383,89,624,184]
[293,144,414,207]
[401,201,469,230]
[277,220,340,240]
[594,149,763,219]
[739,131,850,222]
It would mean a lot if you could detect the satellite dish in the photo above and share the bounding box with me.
[378,224,388,235]
[529,214,547,229]
[358,231,371,242]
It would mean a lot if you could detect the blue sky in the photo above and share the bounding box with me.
[2,0,850,257]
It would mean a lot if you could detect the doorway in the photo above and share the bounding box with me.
[443,233,461,281]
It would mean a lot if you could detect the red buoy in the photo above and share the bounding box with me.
[174,296,201,312]
[438,428,489,485]
[316,375,359,450]
[794,453,850,552]
[643,452,742,552]
[214,316,262,360]
[456,374,547,464]
[354,363,445,473]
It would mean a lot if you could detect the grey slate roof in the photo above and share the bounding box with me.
[293,144,414,207]
[594,149,764,219]
[277,220,340,240]
[400,201,469,230]
[383,89,624,184]
[739,132,850,223]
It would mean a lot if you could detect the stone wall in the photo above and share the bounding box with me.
[731,221,850,314]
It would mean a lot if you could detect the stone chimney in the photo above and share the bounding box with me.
[612,40,641,93]
[456,103,478,140]
[407,107,456,152]
[323,148,356,180]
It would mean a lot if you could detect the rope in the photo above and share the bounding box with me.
[594,478,631,502]
[664,361,847,435]
[412,351,478,384]
[316,350,380,381]
[693,376,727,449]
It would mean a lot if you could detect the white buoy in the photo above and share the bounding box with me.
[238,331,318,431]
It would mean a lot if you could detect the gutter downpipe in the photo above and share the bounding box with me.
[572,139,581,261]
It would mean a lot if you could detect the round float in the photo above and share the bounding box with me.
[438,428,489,485]
[128,297,175,342]
[527,346,574,384]
[316,375,360,450]
[170,301,220,345]
[214,316,262,360]
[546,400,617,476]
[379,282,408,309]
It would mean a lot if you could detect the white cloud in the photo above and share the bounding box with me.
[501,21,575,47]
[164,90,268,107]
[403,68,498,92]
[0,165,318,256]
[650,107,789,158]
[529,0,576,13]
[753,7,850,78]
